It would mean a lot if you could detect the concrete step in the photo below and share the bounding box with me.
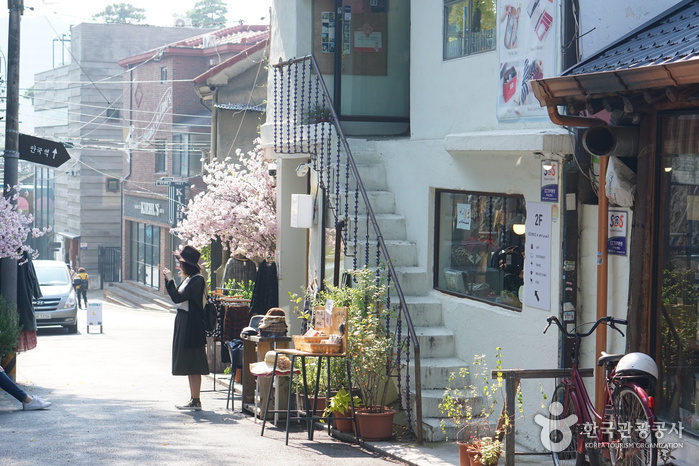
[347,213,407,242]
[408,357,469,390]
[415,326,456,359]
[402,295,444,327]
[102,282,172,312]
[394,267,430,296]
[349,239,417,267]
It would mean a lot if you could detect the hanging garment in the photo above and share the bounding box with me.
[222,255,257,287]
[17,252,42,351]
[249,261,278,315]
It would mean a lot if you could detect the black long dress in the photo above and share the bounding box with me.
[166,274,209,376]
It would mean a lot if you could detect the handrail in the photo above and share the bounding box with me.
[272,55,423,443]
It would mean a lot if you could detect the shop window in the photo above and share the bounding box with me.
[434,190,525,309]
[129,221,161,289]
[657,112,699,437]
[444,0,496,60]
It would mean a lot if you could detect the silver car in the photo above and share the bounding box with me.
[33,260,79,333]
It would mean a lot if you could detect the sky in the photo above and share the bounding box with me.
[0,0,272,131]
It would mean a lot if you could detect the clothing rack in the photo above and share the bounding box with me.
[203,293,251,392]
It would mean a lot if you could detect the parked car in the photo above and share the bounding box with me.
[33,260,78,333]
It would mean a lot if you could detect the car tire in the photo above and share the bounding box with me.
[66,323,78,334]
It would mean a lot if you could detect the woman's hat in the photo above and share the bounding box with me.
[249,351,292,376]
[174,245,201,269]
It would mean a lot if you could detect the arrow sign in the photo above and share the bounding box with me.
[19,134,71,168]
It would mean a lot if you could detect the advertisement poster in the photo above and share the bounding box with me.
[607,210,628,256]
[497,0,557,121]
[321,11,336,53]
[540,160,559,202]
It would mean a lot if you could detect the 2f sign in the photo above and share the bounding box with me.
[534,213,544,226]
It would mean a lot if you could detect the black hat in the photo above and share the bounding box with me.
[174,245,201,270]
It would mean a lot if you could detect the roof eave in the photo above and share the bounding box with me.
[533,59,699,108]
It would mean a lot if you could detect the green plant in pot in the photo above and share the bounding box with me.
[0,296,21,362]
[322,387,363,432]
[439,348,509,466]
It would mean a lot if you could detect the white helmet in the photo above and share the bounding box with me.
[615,352,658,380]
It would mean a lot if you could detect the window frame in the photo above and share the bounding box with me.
[443,0,496,60]
[433,188,526,310]
[154,139,167,173]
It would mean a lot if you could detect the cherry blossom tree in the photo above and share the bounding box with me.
[173,141,276,263]
[0,190,50,260]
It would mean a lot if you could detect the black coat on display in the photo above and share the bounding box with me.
[17,253,41,332]
[249,260,278,315]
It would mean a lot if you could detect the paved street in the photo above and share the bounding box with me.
[0,294,401,465]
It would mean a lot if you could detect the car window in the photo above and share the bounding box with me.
[36,266,70,286]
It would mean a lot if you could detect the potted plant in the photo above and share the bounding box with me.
[0,296,21,376]
[322,387,363,432]
[439,348,508,466]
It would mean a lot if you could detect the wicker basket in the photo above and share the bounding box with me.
[293,335,342,354]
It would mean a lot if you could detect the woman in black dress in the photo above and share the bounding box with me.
[162,245,209,411]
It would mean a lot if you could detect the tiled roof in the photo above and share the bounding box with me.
[565,0,699,75]
[171,24,268,49]
[214,103,265,112]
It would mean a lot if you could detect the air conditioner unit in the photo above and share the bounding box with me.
[173,17,192,27]
[202,34,216,48]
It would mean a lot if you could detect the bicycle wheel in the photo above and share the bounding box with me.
[613,387,657,466]
[550,384,582,466]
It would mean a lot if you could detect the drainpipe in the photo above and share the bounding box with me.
[120,66,135,285]
[544,105,609,416]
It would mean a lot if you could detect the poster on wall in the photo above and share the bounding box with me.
[321,11,336,53]
[607,210,628,256]
[540,160,559,202]
[523,202,552,311]
[496,0,557,121]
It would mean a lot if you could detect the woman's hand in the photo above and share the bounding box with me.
[162,268,173,282]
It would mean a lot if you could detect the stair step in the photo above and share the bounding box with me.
[402,295,444,327]
[407,357,469,390]
[350,239,417,267]
[348,213,407,241]
[103,283,172,312]
[394,267,430,295]
[415,326,456,358]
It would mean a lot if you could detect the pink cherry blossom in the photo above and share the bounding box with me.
[0,188,51,260]
[172,141,276,263]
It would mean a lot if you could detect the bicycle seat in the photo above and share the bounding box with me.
[597,351,624,367]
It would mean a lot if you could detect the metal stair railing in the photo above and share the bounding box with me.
[271,55,423,443]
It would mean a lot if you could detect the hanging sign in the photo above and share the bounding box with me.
[18,133,71,168]
[540,160,559,202]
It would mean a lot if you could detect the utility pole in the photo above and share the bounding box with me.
[1,0,23,305]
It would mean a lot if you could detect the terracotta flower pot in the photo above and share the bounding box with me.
[332,409,355,433]
[355,407,396,441]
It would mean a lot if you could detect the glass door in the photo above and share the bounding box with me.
[657,112,699,437]
[312,0,409,122]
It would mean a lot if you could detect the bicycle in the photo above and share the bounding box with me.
[544,315,659,466]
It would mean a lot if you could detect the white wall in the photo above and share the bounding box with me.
[579,1,681,61]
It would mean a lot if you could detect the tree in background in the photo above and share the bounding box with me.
[172,141,276,264]
[187,0,228,28]
[92,3,146,24]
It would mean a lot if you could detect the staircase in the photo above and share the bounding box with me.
[346,138,469,442]
[102,281,173,312]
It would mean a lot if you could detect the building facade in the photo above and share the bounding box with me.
[32,22,206,279]
[118,25,269,295]
[262,0,698,456]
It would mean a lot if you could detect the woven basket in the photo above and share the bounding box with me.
[293,335,341,354]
